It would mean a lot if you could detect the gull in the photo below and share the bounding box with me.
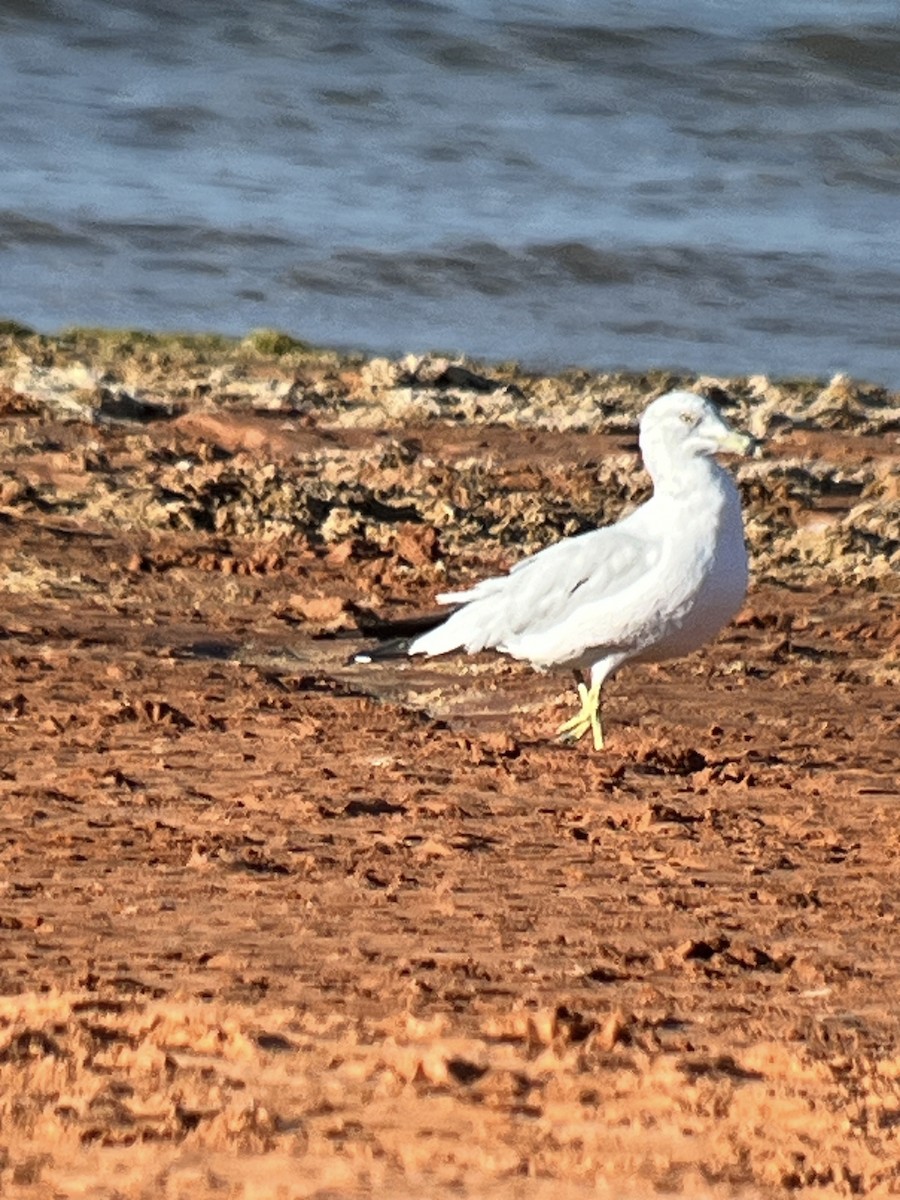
[354,390,756,749]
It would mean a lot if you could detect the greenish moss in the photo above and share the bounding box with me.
[242,328,313,357]
[775,376,827,393]
[0,319,35,337]
[58,327,235,355]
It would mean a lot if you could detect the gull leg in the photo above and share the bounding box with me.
[589,691,604,751]
[557,680,604,749]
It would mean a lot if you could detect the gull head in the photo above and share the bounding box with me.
[639,391,756,478]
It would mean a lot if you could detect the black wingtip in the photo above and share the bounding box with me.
[348,636,413,665]
[349,604,460,666]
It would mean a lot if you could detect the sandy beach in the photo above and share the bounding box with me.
[0,326,898,1198]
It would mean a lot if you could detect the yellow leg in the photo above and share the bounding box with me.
[557,680,604,750]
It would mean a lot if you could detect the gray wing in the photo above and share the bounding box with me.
[431,519,659,656]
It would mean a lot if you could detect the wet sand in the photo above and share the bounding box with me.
[0,329,897,1198]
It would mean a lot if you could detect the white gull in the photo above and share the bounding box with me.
[357,390,755,749]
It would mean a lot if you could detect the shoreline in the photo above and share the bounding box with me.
[2,321,896,594]
[3,316,897,393]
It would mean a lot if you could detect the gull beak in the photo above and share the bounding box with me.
[716,428,761,457]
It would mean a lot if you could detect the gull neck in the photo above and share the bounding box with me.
[642,441,723,501]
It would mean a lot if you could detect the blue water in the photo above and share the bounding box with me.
[2,0,900,382]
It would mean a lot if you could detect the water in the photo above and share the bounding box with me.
[2,0,900,383]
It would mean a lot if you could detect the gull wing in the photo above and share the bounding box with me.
[422,512,660,659]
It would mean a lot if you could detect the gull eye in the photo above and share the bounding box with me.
[679,411,696,425]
